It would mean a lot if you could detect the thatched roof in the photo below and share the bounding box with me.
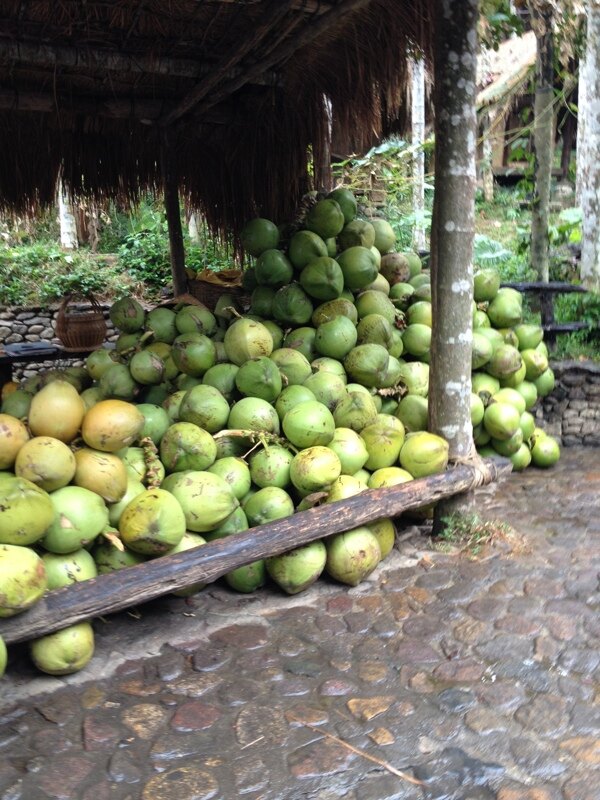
[0,0,432,233]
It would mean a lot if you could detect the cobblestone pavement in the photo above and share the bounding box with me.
[1,448,599,800]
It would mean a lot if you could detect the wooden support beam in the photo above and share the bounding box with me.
[161,0,299,125]
[0,40,281,86]
[0,89,232,124]
[161,133,188,297]
[185,0,373,124]
[201,0,331,12]
[0,460,511,645]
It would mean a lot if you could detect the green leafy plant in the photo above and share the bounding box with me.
[434,512,515,556]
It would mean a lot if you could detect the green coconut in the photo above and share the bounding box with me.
[250,445,293,489]
[531,435,560,468]
[250,286,276,317]
[289,446,342,495]
[397,361,429,397]
[175,304,217,336]
[325,527,381,586]
[42,548,98,590]
[389,281,415,310]
[395,395,428,432]
[0,543,47,617]
[201,363,240,403]
[305,198,345,239]
[266,540,327,595]
[228,396,280,435]
[99,363,138,402]
[288,230,328,270]
[471,331,494,370]
[15,436,76,492]
[137,403,171,446]
[225,561,266,593]
[30,622,95,675]
[107,476,146,527]
[208,457,252,500]
[367,518,396,559]
[360,415,406,471]
[146,307,178,344]
[327,187,357,224]
[338,219,376,250]
[534,368,555,397]
[521,348,549,381]
[470,393,485,427]
[402,324,432,360]
[491,428,524,457]
[311,357,348,382]
[254,249,294,288]
[275,385,317,420]
[473,269,501,302]
[333,391,378,432]
[224,318,274,365]
[244,486,295,526]
[160,422,217,473]
[86,348,116,381]
[327,427,369,475]
[515,381,538,411]
[312,298,358,327]
[486,344,523,380]
[472,372,501,399]
[241,217,280,256]
[166,471,239,532]
[1,389,33,419]
[399,432,449,478]
[282,400,335,448]
[0,474,52,546]
[487,288,523,328]
[483,401,521,441]
[119,488,186,555]
[269,348,313,387]
[344,344,389,389]
[510,443,533,471]
[235,357,283,403]
[299,256,345,300]
[204,506,249,540]
[336,246,379,291]
[271,283,314,326]
[370,218,396,253]
[325,474,365,503]
[109,296,146,333]
[302,372,347,412]
[41,486,109,554]
[171,332,217,377]
[179,384,231,433]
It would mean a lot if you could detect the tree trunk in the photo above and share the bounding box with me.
[576,29,588,206]
[57,180,78,250]
[429,0,478,534]
[579,2,600,291]
[188,212,201,245]
[482,111,495,203]
[411,56,426,251]
[160,133,188,297]
[528,2,554,283]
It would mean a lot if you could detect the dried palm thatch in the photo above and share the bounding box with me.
[0,0,433,235]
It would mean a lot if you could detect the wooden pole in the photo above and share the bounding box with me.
[0,460,510,645]
[160,133,188,297]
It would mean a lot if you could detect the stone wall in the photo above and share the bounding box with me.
[535,360,600,447]
[0,304,118,378]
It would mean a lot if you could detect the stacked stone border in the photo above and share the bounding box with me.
[537,360,600,447]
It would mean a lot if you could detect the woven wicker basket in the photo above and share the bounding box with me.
[55,293,107,352]
[188,279,250,311]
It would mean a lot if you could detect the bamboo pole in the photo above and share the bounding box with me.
[0,460,510,645]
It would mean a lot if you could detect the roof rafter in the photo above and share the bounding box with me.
[160,0,300,125]
[0,39,281,87]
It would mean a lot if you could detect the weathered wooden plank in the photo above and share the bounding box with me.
[501,281,588,294]
[0,459,511,645]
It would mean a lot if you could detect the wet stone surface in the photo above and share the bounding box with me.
[1,448,600,799]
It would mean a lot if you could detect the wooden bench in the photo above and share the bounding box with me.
[501,281,590,349]
[0,343,95,386]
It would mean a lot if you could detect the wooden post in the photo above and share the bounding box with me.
[160,132,188,297]
[411,56,427,251]
[0,460,510,645]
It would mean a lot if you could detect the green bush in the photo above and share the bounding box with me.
[0,243,133,306]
